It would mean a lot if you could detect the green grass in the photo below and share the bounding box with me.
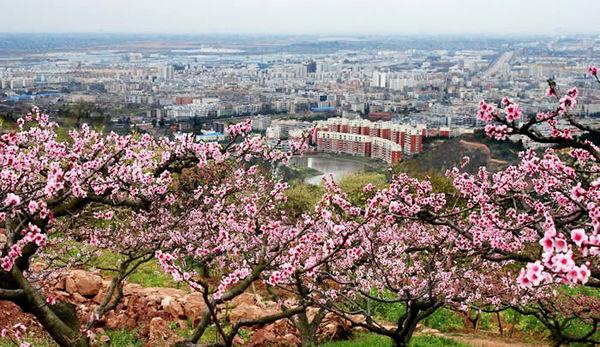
[320,333,390,347]
[91,251,184,289]
[127,260,184,288]
[104,329,142,347]
[0,333,467,347]
[410,335,467,347]
[421,309,464,333]
[320,333,467,347]
[0,338,56,347]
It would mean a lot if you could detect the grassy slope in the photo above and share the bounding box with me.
[321,333,467,347]
[400,131,524,175]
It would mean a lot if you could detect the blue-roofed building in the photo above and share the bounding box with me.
[195,131,226,142]
[310,106,336,112]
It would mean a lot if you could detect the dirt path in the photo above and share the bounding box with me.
[443,333,548,347]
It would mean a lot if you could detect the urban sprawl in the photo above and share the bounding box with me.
[1,35,599,165]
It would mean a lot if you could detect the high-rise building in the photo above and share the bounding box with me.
[316,62,330,73]
[161,65,174,80]
[295,64,308,78]
[371,71,387,88]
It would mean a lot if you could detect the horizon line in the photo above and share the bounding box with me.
[0,31,599,38]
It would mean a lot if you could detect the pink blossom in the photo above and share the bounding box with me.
[539,236,553,252]
[559,95,577,110]
[4,193,21,207]
[477,100,495,122]
[554,238,568,253]
[502,97,514,106]
[27,200,39,214]
[577,264,591,284]
[570,184,586,202]
[517,268,533,288]
[505,103,522,122]
[570,228,587,247]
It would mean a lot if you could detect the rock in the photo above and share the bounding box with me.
[54,276,66,290]
[246,329,277,347]
[55,291,71,300]
[348,314,366,325]
[282,333,300,346]
[123,283,143,296]
[229,302,278,323]
[105,312,128,330]
[161,296,185,319]
[65,270,103,297]
[125,317,138,329]
[182,293,206,324]
[101,280,112,290]
[99,334,111,344]
[128,287,185,306]
[71,292,88,303]
[306,307,321,321]
[232,335,246,346]
[228,293,278,324]
[92,289,107,305]
[147,317,182,347]
[231,293,260,306]
[246,326,299,347]
[317,314,352,341]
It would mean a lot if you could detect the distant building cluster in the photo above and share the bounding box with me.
[315,118,427,165]
[2,35,600,163]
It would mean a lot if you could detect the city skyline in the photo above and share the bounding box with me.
[1,0,600,35]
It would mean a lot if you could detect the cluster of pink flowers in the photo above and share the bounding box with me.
[1,244,22,272]
[155,251,178,278]
[446,136,599,287]
[484,123,510,140]
[502,97,522,122]
[93,210,114,220]
[3,193,21,207]
[558,87,578,113]
[478,98,523,124]
[266,263,295,286]
[477,100,496,122]
[517,261,549,288]
[462,71,600,292]
[1,224,48,271]
[225,119,253,137]
[214,267,252,299]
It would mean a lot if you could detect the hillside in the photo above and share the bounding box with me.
[399,131,525,175]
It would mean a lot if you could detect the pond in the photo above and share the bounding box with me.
[289,154,381,185]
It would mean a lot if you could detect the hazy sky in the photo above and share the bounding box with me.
[1,0,599,35]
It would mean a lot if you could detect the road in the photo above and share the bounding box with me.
[483,51,514,79]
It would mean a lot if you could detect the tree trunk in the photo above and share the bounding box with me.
[496,312,503,336]
[394,305,420,347]
[294,310,320,347]
[187,309,212,344]
[11,267,89,347]
[391,336,410,347]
